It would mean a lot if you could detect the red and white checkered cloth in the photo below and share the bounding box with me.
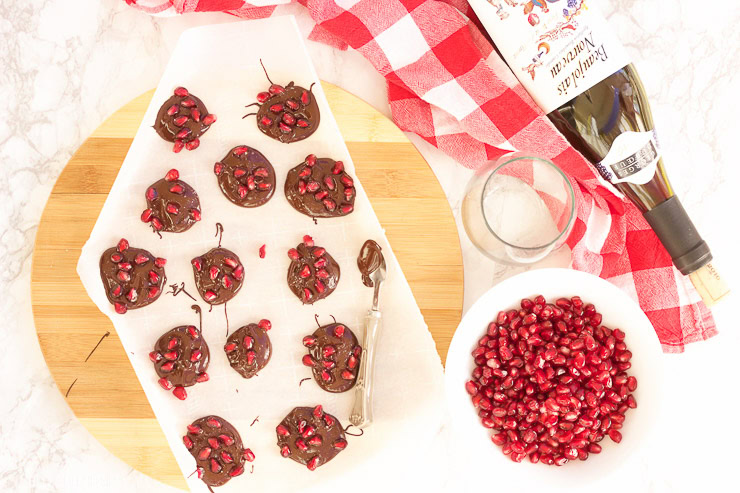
[124,0,716,352]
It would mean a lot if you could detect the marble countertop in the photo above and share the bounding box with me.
[1,1,738,491]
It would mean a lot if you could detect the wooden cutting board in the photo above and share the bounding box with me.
[30,83,463,490]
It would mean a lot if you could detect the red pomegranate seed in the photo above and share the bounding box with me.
[244,448,255,462]
[256,91,270,103]
[306,456,320,471]
[167,104,179,116]
[172,386,187,400]
[173,140,184,153]
[269,84,284,95]
[185,139,200,151]
[302,355,315,367]
[174,87,188,97]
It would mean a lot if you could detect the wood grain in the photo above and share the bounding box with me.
[30,83,463,490]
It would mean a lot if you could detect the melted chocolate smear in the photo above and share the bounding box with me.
[215,222,224,248]
[192,305,202,330]
[167,282,197,302]
[260,59,274,85]
[357,240,383,288]
[65,378,78,398]
[343,424,365,437]
[224,303,229,337]
[85,331,110,362]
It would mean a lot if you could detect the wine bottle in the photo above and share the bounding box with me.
[468,0,727,304]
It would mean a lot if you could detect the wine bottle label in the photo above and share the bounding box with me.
[596,130,661,185]
[468,0,630,113]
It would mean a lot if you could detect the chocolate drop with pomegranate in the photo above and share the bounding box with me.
[249,74,320,143]
[287,235,339,304]
[214,146,276,208]
[302,322,361,393]
[154,86,216,152]
[285,154,355,218]
[276,406,347,471]
[140,168,201,234]
[191,248,244,305]
[99,238,167,314]
[183,415,253,487]
[150,323,209,401]
[224,319,272,379]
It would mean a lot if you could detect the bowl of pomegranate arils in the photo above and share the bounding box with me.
[445,268,663,487]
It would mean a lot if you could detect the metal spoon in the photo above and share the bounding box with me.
[349,246,387,428]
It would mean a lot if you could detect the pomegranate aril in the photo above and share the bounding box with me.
[173,140,185,153]
[257,91,270,103]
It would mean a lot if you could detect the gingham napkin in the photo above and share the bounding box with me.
[124,0,716,352]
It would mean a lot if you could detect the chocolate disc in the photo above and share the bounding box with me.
[302,323,361,393]
[150,324,209,399]
[191,247,244,305]
[183,415,251,487]
[287,235,339,304]
[224,321,272,379]
[154,86,215,152]
[254,82,319,143]
[214,146,276,208]
[99,238,166,314]
[141,169,201,233]
[284,155,355,218]
[276,406,347,471]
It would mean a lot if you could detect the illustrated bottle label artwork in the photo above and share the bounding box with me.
[597,130,661,185]
[469,0,630,113]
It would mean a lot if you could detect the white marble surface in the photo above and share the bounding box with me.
[1,0,738,491]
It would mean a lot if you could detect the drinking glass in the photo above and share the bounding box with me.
[462,153,575,265]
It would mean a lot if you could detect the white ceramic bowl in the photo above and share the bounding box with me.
[445,268,664,488]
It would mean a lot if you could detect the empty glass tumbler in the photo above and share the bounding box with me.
[462,153,575,265]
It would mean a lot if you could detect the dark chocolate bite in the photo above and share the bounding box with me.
[141,168,201,234]
[213,146,275,208]
[276,406,347,471]
[191,248,244,305]
[224,320,272,379]
[251,81,320,144]
[99,238,167,314]
[285,155,355,218]
[183,415,253,487]
[287,235,339,305]
[154,86,216,152]
[150,324,209,400]
[302,323,361,393]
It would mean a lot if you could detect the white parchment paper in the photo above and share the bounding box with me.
[76,17,446,493]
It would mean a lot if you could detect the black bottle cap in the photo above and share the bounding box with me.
[642,196,711,275]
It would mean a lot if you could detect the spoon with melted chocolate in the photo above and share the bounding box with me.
[349,240,387,429]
